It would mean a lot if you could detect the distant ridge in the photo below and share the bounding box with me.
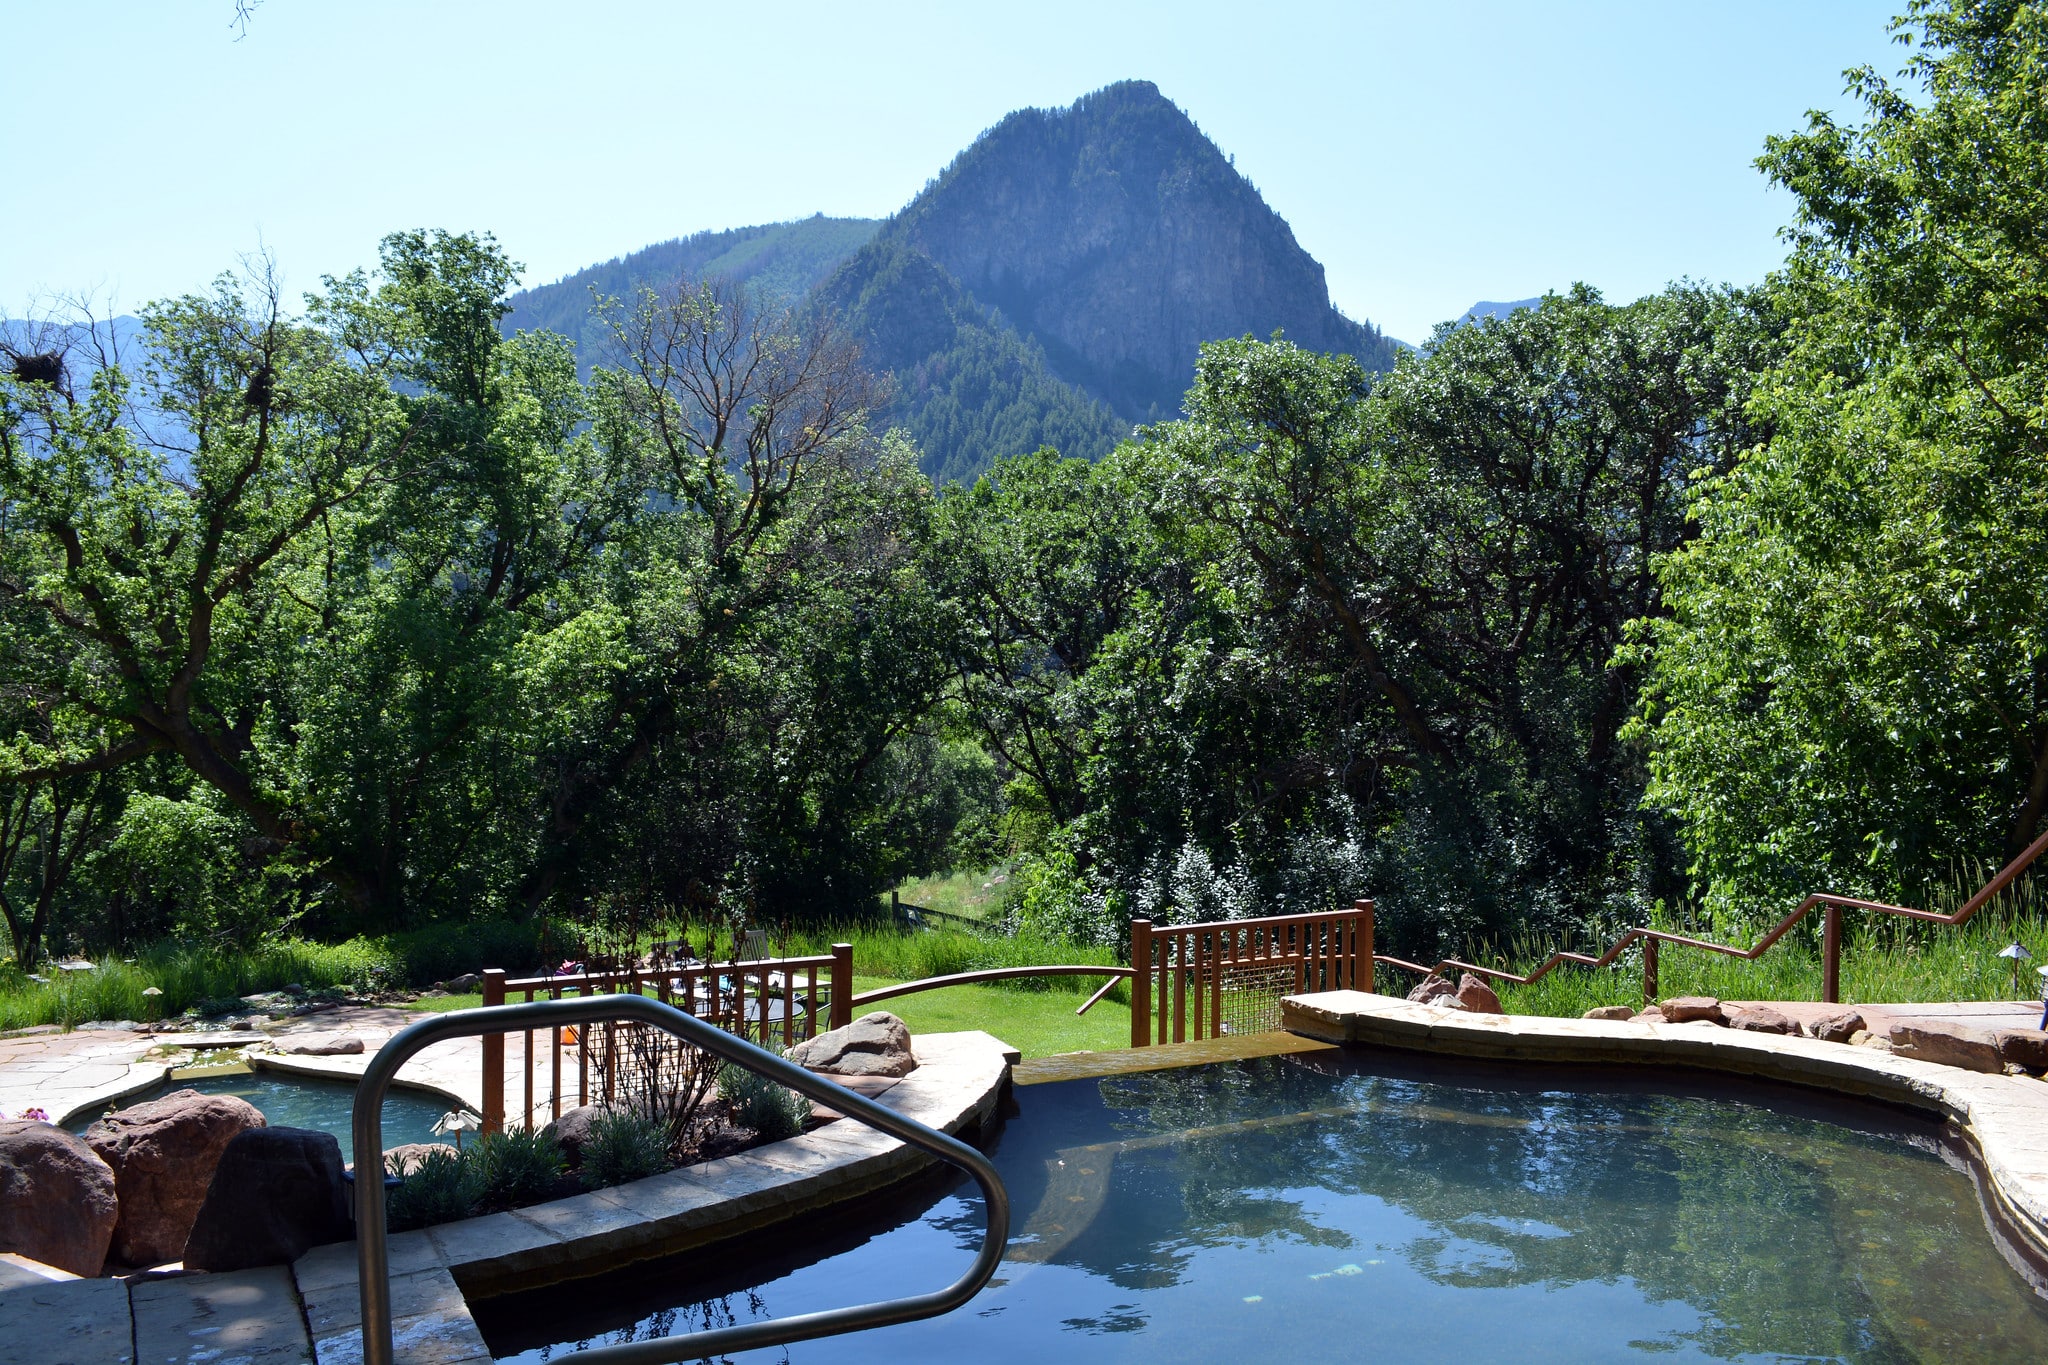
[1459,297,1543,326]
[502,216,877,370]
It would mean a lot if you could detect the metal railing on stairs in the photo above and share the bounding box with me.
[1376,826,2048,1006]
[351,994,1011,1365]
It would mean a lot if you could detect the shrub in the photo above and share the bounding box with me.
[719,1048,812,1144]
[385,1146,482,1232]
[581,1108,669,1189]
[468,1126,566,1210]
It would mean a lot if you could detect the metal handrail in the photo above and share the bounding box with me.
[1381,824,2048,1005]
[351,994,1011,1365]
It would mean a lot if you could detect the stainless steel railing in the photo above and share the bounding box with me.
[351,993,1011,1365]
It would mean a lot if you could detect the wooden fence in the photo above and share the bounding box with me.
[478,946,852,1134]
[1130,902,1373,1047]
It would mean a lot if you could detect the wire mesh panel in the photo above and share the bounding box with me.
[1215,959,1299,1036]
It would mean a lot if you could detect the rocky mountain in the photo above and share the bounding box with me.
[501,81,1402,484]
[852,80,1400,425]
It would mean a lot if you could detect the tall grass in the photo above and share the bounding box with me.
[0,918,572,1032]
[0,938,398,1031]
[1417,886,2048,1018]
[886,866,1016,923]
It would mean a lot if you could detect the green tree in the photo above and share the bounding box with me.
[1105,290,1773,951]
[1636,0,2048,914]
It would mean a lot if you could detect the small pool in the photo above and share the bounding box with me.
[476,1050,2048,1364]
[71,1070,454,1166]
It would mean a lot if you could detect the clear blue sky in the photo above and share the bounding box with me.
[5,2,1904,343]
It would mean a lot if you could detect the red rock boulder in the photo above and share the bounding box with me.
[1802,1009,1866,1044]
[1405,976,1458,1006]
[0,1120,118,1276]
[1889,1021,2004,1075]
[1724,1006,1797,1035]
[1455,974,1505,1015]
[183,1127,350,1272]
[1658,996,1725,1024]
[85,1088,263,1266]
[1994,1028,2048,1075]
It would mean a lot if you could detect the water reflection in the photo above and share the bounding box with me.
[478,1051,2048,1364]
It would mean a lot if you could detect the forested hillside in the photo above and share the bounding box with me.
[502,215,876,372]
[3,1,2043,983]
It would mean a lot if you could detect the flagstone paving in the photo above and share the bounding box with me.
[0,1008,559,1128]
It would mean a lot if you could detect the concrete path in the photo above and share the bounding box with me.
[0,1261,314,1365]
[3,1005,609,1130]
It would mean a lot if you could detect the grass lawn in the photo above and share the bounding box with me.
[401,977,1129,1059]
[850,975,1128,1058]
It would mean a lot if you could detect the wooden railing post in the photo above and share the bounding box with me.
[830,943,854,1030]
[1130,919,1153,1048]
[480,968,506,1135]
[1823,903,1842,1005]
[1354,899,1374,993]
[1641,939,1659,1008]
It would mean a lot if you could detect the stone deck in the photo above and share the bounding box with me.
[1,1008,566,1129]
[0,1030,1013,1365]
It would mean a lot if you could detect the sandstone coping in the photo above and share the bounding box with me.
[1283,990,2048,1263]
[49,1063,176,1129]
[288,1029,1015,1365]
[247,1053,473,1117]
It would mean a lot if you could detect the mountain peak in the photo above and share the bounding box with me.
[875,81,1396,422]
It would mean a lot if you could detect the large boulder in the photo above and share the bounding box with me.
[1890,1020,2005,1074]
[545,1104,608,1169]
[1724,1005,1797,1035]
[85,1088,264,1267]
[1405,975,1457,1006]
[0,1121,117,1276]
[1995,1028,2048,1075]
[183,1127,350,1272]
[786,1012,918,1078]
[1658,996,1725,1025]
[1803,1009,1866,1044]
[1455,974,1504,1015]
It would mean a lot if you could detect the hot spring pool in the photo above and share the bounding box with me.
[475,1049,2048,1364]
[71,1069,454,1166]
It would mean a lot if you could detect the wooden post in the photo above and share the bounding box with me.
[1823,903,1842,1005]
[1354,899,1374,994]
[480,968,506,1135]
[1130,920,1153,1048]
[1642,939,1659,1008]
[830,943,854,1030]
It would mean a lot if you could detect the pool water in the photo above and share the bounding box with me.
[475,1050,2048,1364]
[72,1071,454,1166]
